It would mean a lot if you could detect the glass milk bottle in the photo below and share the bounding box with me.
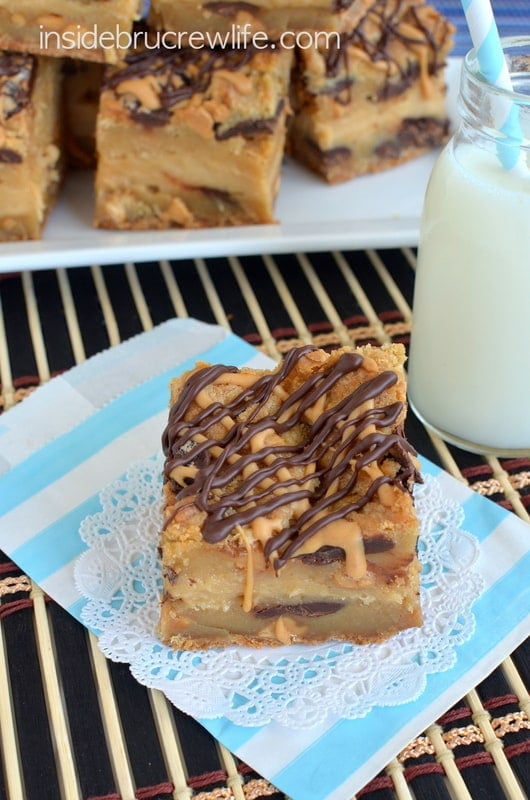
[407,36,530,456]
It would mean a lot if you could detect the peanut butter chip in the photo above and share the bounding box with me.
[214,70,253,95]
[181,105,215,138]
[117,77,161,110]
[165,197,196,227]
[251,515,283,547]
[362,356,378,373]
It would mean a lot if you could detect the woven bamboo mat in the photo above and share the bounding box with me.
[0,248,528,800]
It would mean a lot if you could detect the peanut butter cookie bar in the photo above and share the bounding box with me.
[289,0,454,183]
[94,42,293,230]
[160,344,423,650]
[0,51,63,241]
[0,0,143,64]
[63,59,104,167]
[150,0,373,47]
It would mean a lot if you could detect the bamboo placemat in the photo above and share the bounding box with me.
[0,248,528,800]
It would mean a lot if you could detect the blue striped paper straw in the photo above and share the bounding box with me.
[460,0,522,169]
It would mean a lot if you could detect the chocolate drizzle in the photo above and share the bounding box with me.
[316,0,452,101]
[253,601,345,618]
[162,346,419,569]
[374,116,449,159]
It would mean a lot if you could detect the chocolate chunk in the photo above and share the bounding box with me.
[170,476,193,493]
[375,117,449,159]
[398,117,449,148]
[169,441,211,470]
[253,601,344,618]
[198,186,233,202]
[0,148,23,164]
[299,537,394,564]
[300,545,345,565]
[305,138,351,168]
[128,108,170,127]
[331,0,354,11]
[374,138,401,160]
[364,536,394,554]
[203,1,259,15]
[0,52,35,119]
[168,443,211,492]
[214,100,284,140]
[164,567,179,584]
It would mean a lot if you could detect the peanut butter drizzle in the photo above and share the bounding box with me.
[237,527,254,613]
[295,519,366,580]
[162,346,420,573]
[352,398,397,508]
[259,616,308,645]
[273,617,307,645]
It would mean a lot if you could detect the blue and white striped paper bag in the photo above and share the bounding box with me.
[0,319,528,800]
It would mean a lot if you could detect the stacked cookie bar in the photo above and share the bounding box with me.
[0,52,63,241]
[290,0,454,182]
[0,0,142,239]
[148,0,373,45]
[95,42,293,229]
[0,0,454,239]
[160,343,423,649]
[0,0,143,63]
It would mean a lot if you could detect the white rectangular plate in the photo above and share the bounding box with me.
[0,59,461,273]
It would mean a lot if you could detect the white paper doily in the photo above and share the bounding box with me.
[74,454,484,729]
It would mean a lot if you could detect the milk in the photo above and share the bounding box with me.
[407,140,530,453]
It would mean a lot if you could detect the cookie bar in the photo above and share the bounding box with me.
[149,0,372,46]
[63,59,104,167]
[288,0,454,183]
[95,43,292,230]
[0,52,63,241]
[159,343,423,650]
[0,0,143,63]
